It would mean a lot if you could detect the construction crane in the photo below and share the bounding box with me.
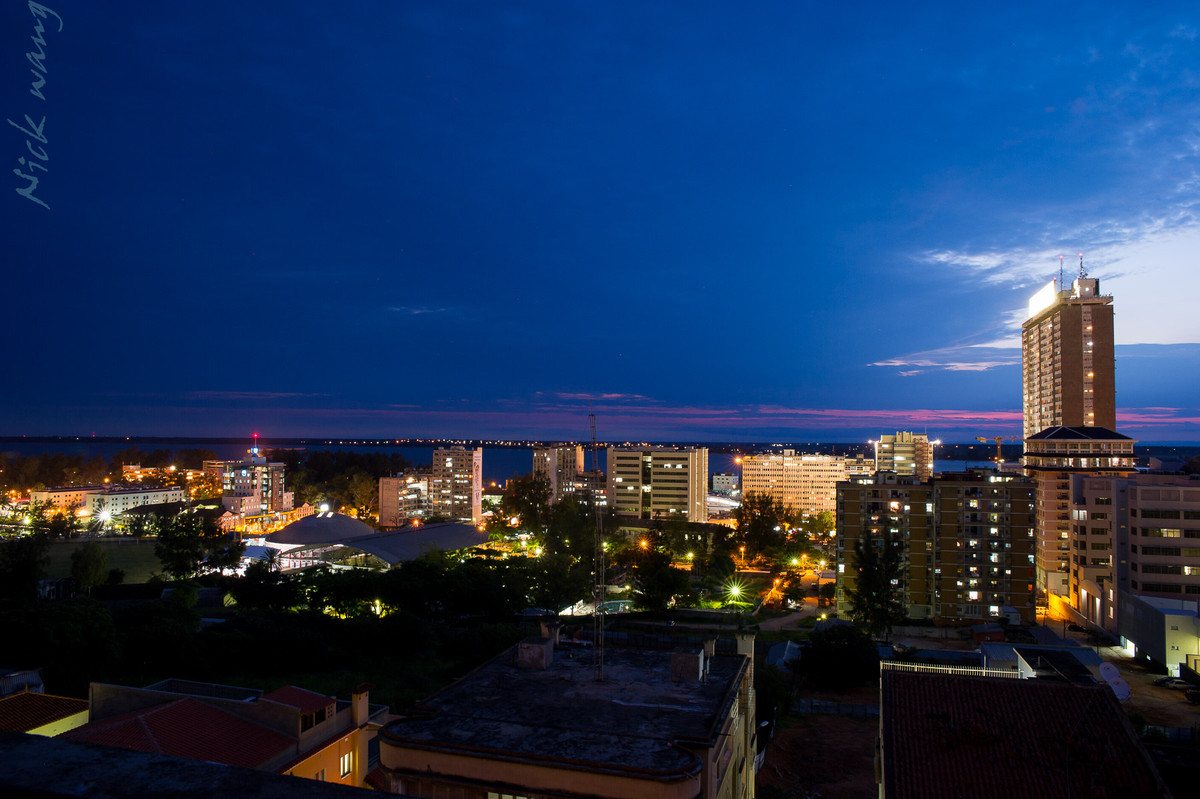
[976,435,1022,467]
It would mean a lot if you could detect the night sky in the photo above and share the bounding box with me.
[4,2,1199,442]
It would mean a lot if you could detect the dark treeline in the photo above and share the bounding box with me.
[267,449,415,517]
[0,447,219,493]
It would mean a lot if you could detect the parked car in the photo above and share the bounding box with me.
[1156,678,1192,690]
[1185,689,1200,705]
[1067,623,1086,632]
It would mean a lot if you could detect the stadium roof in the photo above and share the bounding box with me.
[267,513,489,565]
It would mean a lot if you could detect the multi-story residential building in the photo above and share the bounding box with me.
[431,447,482,523]
[1023,426,1135,597]
[835,471,1037,623]
[532,445,584,504]
[607,446,708,522]
[1021,265,1116,439]
[88,486,186,517]
[873,432,934,481]
[740,451,872,516]
[1069,472,1200,633]
[209,448,294,516]
[378,473,431,528]
[378,632,756,799]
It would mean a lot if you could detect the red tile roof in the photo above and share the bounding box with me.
[62,698,294,770]
[0,692,88,733]
[880,670,1170,799]
[264,686,334,714]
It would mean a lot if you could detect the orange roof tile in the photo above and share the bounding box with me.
[880,670,1169,799]
[0,692,88,733]
[62,698,293,770]
[264,685,334,714]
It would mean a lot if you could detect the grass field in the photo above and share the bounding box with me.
[46,538,162,584]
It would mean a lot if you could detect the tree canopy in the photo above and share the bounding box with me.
[847,523,906,638]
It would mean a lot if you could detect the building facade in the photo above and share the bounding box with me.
[873,432,934,481]
[431,447,482,523]
[531,445,584,504]
[1070,472,1200,633]
[740,451,871,516]
[1021,269,1116,440]
[607,447,708,522]
[88,486,186,517]
[1023,426,1135,597]
[835,471,1037,623]
[378,473,431,528]
[209,450,294,516]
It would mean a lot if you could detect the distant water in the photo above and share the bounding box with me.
[3,439,994,485]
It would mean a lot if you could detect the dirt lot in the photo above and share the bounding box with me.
[758,685,879,799]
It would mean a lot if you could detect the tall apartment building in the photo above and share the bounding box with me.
[741,451,871,515]
[873,432,934,481]
[1023,426,1135,597]
[532,445,584,504]
[378,473,431,528]
[607,447,708,522]
[211,451,294,517]
[1069,472,1200,632]
[431,447,482,523]
[835,471,1037,623]
[1021,267,1116,440]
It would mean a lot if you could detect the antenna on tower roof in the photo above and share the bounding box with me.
[1078,252,1087,279]
[1058,254,1064,291]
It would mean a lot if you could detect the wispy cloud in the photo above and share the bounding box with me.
[555,392,652,402]
[190,390,328,400]
[870,344,1020,374]
[388,306,448,315]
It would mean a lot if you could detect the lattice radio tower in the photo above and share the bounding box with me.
[589,410,605,681]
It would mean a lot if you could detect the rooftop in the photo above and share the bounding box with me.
[382,644,747,777]
[880,670,1167,799]
[269,516,489,565]
[1026,425,1133,442]
[63,697,294,769]
[264,685,336,714]
[0,691,87,733]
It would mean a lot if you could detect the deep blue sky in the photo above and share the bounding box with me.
[4,2,1199,442]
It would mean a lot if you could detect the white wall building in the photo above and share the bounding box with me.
[431,447,482,523]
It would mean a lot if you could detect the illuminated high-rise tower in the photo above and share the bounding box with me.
[1021,257,1116,440]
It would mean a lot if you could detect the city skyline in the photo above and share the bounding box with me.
[5,2,1199,442]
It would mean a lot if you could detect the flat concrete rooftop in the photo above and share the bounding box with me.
[382,644,747,776]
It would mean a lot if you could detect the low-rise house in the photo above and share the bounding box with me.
[62,678,389,788]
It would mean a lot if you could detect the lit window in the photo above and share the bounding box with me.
[340,752,352,778]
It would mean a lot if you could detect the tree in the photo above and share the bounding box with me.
[734,492,791,557]
[0,533,50,600]
[71,541,110,595]
[154,512,245,580]
[500,474,552,536]
[796,624,879,690]
[847,524,906,638]
[800,510,835,541]
[632,550,695,611]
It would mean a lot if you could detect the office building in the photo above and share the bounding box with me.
[378,632,756,799]
[1023,426,1135,597]
[1021,265,1116,439]
[607,446,708,522]
[29,485,105,510]
[873,432,934,481]
[835,471,1037,623]
[378,473,431,528]
[741,451,872,516]
[431,447,482,523]
[531,444,584,504]
[712,472,738,494]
